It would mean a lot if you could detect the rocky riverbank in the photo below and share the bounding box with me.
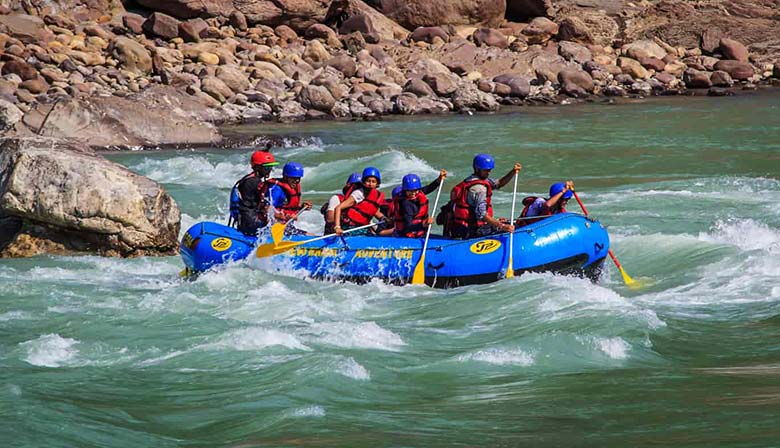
[0,0,778,148]
[0,0,778,258]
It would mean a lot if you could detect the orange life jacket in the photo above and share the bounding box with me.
[516,196,566,227]
[449,178,493,231]
[261,178,301,219]
[393,192,429,238]
[343,187,385,227]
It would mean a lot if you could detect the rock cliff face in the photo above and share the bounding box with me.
[0,138,180,257]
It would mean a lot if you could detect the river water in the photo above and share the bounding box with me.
[2,92,779,447]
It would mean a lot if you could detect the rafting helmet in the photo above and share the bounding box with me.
[473,153,495,171]
[549,182,573,200]
[251,151,278,167]
[346,172,362,185]
[402,174,422,191]
[283,162,304,178]
[362,166,381,184]
[392,185,403,198]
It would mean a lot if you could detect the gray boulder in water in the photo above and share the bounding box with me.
[0,138,180,258]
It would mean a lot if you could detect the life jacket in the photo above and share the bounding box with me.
[320,183,359,217]
[343,187,385,227]
[393,192,429,238]
[260,178,301,219]
[516,196,566,227]
[449,178,493,231]
[229,172,259,228]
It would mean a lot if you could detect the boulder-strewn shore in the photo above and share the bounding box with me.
[0,0,778,258]
[0,0,778,148]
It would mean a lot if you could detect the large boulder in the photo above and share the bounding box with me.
[136,0,234,19]
[111,36,153,74]
[0,138,180,258]
[325,0,410,41]
[719,38,749,62]
[16,86,220,147]
[713,60,754,80]
[235,0,332,32]
[555,10,619,47]
[373,0,505,29]
[505,0,552,22]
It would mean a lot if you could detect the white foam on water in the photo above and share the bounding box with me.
[20,334,79,367]
[287,405,325,418]
[8,384,21,397]
[201,327,310,352]
[131,155,247,188]
[136,349,189,367]
[304,150,439,188]
[457,347,535,366]
[309,321,406,351]
[334,356,371,380]
[0,311,33,321]
[591,337,631,360]
[698,218,780,253]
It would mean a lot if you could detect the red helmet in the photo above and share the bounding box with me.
[251,151,279,167]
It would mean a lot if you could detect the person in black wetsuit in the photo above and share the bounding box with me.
[233,147,279,235]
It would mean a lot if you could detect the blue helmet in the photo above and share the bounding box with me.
[473,153,495,170]
[549,182,573,200]
[283,162,304,178]
[402,174,422,191]
[392,185,403,198]
[362,166,381,184]
[346,172,361,185]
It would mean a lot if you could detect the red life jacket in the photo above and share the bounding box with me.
[344,187,385,227]
[393,192,429,238]
[450,178,493,231]
[261,178,301,219]
[516,196,566,227]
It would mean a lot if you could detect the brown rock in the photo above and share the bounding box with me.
[0,14,45,43]
[230,10,248,31]
[623,40,667,60]
[325,0,410,41]
[713,60,754,80]
[521,17,558,45]
[68,50,105,66]
[216,65,250,93]
[410,26,450,44]
[403,78,435,97]
[617,57,650,79]
[710,70,733,87]
[506,0,552,21]
[492,73,530,98]
[558,68,593,97]
[683,69,712,88]
[473,28,507,49]
[198,52,220,65]
[423,73,457,96]
[638,56,665,72]
[653,72,676,85]
[201,75,233,102]
[275,25,298,43]
[719,38,749,62]
[19,77,49,94]
[143,13,181,40]
[1,59,38,81]
[5,44,26,58]
[700,28,723,54]
[112,36,153,74]
[83,24,115,42]
[179,18,208,42]
[122,13,146,35]
[375,0,506,29]
[136,0,234,19]
[305,24,342,48]
[298,84,336,112]
[325,54,357,78]
[303,40,331,65]
[558,41,592,64]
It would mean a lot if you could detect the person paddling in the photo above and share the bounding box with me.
[260,162,313,235]
[231,146,279,235]
[444,154,521,239]
[384,170,447,238]
[322,172,362,234]
[516,180,574,227]
[333,167,387,236]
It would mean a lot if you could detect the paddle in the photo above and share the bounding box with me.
[411,173,446,285]
[256,222,379,259]
[269,208,309,245]
[505,170,519,278]
[572,191,636,286]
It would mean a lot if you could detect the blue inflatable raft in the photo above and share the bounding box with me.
[180,213,610,288]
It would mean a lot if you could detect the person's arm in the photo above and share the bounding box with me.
[333,196,357,235]
[325,195,340,225]
[545,180,574,209]
[268,186,288,221]
[469,186,514,232]
[496,163,522,189]
[421,169,447,195]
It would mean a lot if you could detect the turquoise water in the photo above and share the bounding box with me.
[2,92,779,446]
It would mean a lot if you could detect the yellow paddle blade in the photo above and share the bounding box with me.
[256,241,297,259]
[178,268,192,278]
[619,266,635,285]
[506,258,515,278]
[411,254,426,285]
[270,223,286,245]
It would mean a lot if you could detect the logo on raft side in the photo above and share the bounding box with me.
[470,239,501,254]
[211,237,232,251]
